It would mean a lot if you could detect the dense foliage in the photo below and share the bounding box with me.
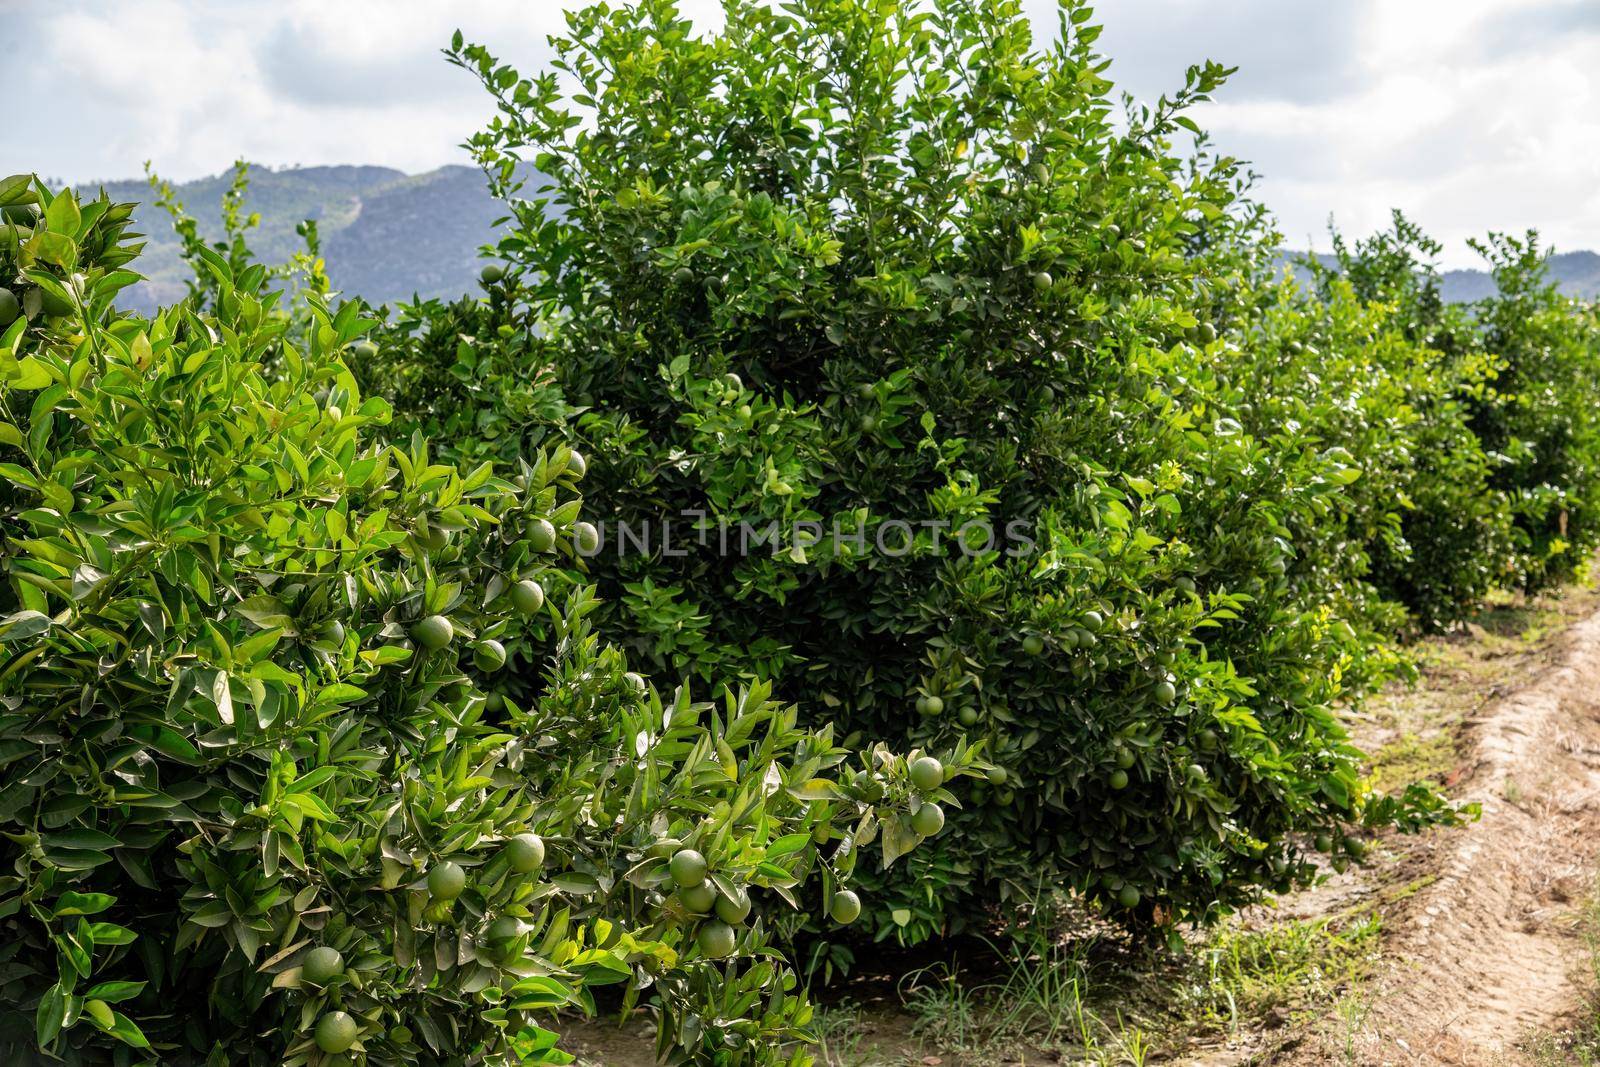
[1208,212,1600,633]
[358,0,1478,945]
[0,176,975,1066]
[10,1,1599,1059]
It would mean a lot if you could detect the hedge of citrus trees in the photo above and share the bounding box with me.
[7,0,1600,1059]
[342,0,1600,948]
[1201,210,1600,633]
[0,176,983,1065]
[360,0,1462,945]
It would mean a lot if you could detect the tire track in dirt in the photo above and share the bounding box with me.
[1282,608,1600,1065]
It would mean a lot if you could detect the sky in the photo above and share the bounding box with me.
[7,0,1599,267]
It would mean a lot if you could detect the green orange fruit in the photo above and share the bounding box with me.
[910,802,945,837]
[314,1011,359,1054]
[481,263,505,284]
[1117,884,1141,908]
[830,889,862,925]
[473,639,507,672]
[573,521,600,554]
[510,579,545,614]
[505,833,545,874]
[528,518,557,553]
[678,883,717,913]
[696,920,737,959]
[412,615,454,650]
[909,756,945,793]
[1021,634,1045,656]
[0,288,20,327]
[669,848,708,888]
[426,860,466,901]
[300,946,345,985]
[715,887,752,925]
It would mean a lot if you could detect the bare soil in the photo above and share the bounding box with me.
[1261,595,1600,1065]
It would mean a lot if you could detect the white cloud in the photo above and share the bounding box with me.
[7,0,1597,266]
[1085,0,1600,264]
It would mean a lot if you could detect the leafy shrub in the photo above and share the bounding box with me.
[0,177,973,1065]
[1281,214,1600,628]
[0,175,141,339]
[1462,233,1600,592]
[1204,222,1512,634]
[361,0,1469,945]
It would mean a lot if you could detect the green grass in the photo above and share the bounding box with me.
[1368,731,1459,793]
[813,1002,898,1067]
[841,898,1381,1065]
[1173,911,1382,1036]
[1529,882,1600,1065]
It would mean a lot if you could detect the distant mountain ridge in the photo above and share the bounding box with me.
[1284,250,1600,304]
[88,163,509,313]
[73,164,1600,311]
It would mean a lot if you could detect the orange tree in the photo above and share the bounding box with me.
[0,177,973,1065]
[1189,210,1513,635]
[378,0,1466,948]
[1264,214,1600,630]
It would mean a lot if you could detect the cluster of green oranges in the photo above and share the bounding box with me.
[907,755,947,838]
[306,832,547,1054]
[402,449,593,671]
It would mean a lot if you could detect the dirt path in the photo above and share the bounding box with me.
[1269,607,1600,1065]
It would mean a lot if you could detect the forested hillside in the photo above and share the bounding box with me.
[91,163,507,311]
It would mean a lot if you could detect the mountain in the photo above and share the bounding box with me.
[86,163,511,313]
[1283,250,1600,303]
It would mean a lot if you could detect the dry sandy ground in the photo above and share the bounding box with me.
[1265,605,1600,1066]
[1177,591,1600,1067]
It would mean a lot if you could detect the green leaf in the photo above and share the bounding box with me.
[8,356,54,390]
[34,982,65,1047]
[50,889,116,916]
[84,981,146,1004]
[45,190,80,236]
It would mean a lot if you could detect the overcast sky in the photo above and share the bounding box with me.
[8,0,1599,266]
